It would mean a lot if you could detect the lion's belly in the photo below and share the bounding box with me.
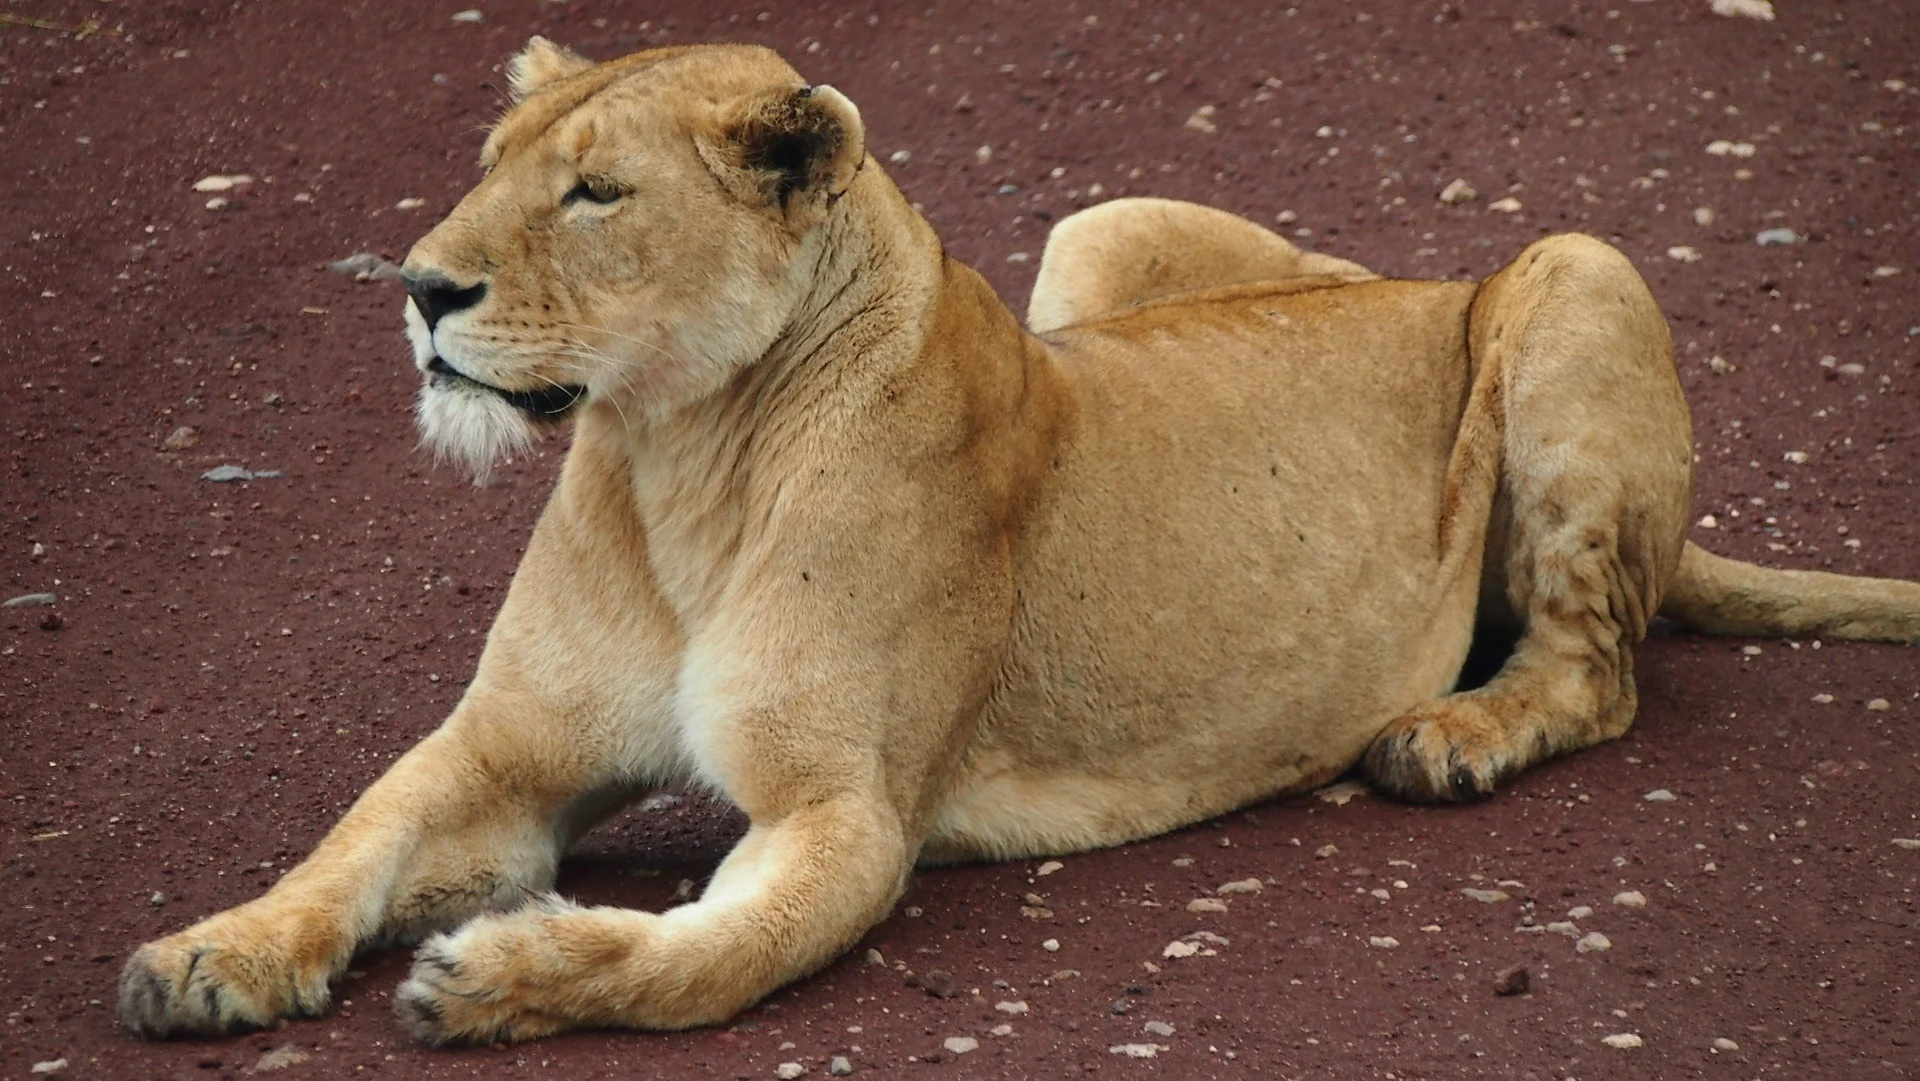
[925,280,1484,862]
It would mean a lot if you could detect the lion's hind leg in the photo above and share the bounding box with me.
[1026,197,1376,333]
[1364,234,1692,802]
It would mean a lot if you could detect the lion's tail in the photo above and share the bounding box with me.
[1658,541,1920,643]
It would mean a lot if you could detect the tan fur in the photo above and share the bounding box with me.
[120,41,1920,1046]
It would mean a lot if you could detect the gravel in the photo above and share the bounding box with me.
[201,464,284,482]
[1601,1033,1644,1049]
[3,593,58,608]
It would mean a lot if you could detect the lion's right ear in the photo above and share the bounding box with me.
[506,36,592,101]
[701,84,866,227]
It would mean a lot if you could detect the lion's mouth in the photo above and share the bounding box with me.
[426,356,586,419]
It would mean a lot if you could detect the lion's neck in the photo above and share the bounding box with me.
[574,169,971,620]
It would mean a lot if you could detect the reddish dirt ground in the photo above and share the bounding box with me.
[4,1,1918,1078]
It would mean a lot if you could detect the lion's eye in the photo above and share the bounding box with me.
[564,177,623,206]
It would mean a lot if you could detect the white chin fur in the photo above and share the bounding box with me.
[415,381,537,483]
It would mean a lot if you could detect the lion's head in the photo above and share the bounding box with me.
[401,39,868,477]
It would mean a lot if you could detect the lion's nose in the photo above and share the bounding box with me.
[403,270,488,331]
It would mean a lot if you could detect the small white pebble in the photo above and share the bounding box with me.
[1866,699,1891,712]
[1611,890,1648,908]
[1697,514,1718,529]
[1488,196,1523,213]
[1216,878,1263,895]
[1890,838,1920,851]
[450,9,484,23]
[1576,931,1612,954]
[776,1064,807,1080]
[1368,936,1401,949]
[1042,938,1060,952]
[995,1000,1029,1015]
[1601,1033,1644,1049]
[1035,861,1064,877]
[1567,905,1594,920]
[1666,245,1701,262]
[1109,1044,1160,1059]
[1712,1037,1740,1052]
[1187,897,1229,914]
[1643,789,1676,803]
[1693,206,1716,226]
[1143,1020,1176,1037]
[943,1036,978,1055]
[1812,693,1834,704]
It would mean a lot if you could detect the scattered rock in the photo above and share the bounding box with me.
[1315,780,1369,805]
[1567,905,1594,920]
[1697,514,1719,529]
[1488,196,1523,213]
[1705,140,1757,158]
[1693,207,1716,226]
[1601,1033,1644,1050]
[1755,228,1804,246]
[1545,921,1581,938]
[1892,839,1920,851]
[1873,265,1901,278]
[907,970,958,999]
[201,464,283,482]
[827,1056,854,1077]
[1707,355,1734,374]
[1315,844,1338,859]
[395,197,427,211]
[863,948,884,966]
[149,890,166,906]
[989,1024,1013,1037]
[1461,888,1510,904]
[1812,693,1835,704]
[39,611,63,632]
[1439,178,1478,205]
[1275,210,1298,225]
[1642,789,1676,803]
[161,425,199,451]
[327,252,404,283]
[1184,931,1229,946]
[1710,0,1774,19]
[1576,932,1612,954]
[205,197,229,211]
[1041,938,1060,952]
[3,593,58,608]
[1611,890,1648,908]
[1183,105,1219,134]
[1162,940,1201,959]
[995,1000,1029,1016]
[1368,936,1400,949]
[1666,245,1702,262]
[253,1046,311,1071]
[450,9,484,23]
[1711,1037,1740,1052]
[192,174,253,192]
[1035,860,1064,877]
[943,1036,978,1055]
[1142,1020,1175,1037]
[1216,878,1262,895]
[1108,1044,1161,1059]
[1866,698,1891,712]
[1186,897,1229,914]
[29,1061,67,1077]
[1493,964,1530,996]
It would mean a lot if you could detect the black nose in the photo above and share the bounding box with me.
[403,271,488,331]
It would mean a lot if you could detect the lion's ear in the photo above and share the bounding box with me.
[705,84,866,224]
[507,36,592,101]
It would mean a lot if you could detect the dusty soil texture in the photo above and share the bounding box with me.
[5,1,1918,1078]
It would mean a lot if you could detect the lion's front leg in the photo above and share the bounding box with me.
[395,792,909,1044]
[118,689,622,1038]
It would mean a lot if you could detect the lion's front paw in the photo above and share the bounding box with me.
[394,904,577,1047]
[118,908,341,1039]
[1362,700,1514,803]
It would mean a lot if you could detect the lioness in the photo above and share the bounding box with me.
[121,40,1920,1045]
